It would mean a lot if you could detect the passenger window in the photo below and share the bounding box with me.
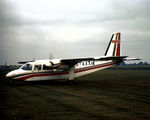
[43,64,50,70]
[34,65,41,70]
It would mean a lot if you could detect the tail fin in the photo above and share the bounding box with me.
[104,32,121,56]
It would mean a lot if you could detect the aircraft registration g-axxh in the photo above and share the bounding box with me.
[6,32,139,85]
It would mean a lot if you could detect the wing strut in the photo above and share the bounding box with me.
[69,65,75,80]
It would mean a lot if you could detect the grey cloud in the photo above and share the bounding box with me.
[0,1,22,28]
[0,0,150,65]
[77,0,150,25]
[0,0,18,64]
[21,18,67,26]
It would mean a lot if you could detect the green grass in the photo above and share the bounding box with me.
[0,68,150,120]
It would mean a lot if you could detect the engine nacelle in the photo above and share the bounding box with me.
[45,59,61,68]
[50,59,61,64]
[44,62,52,67]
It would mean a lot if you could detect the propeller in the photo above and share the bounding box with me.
[49,52,54,67]
[45,52,61,68]
[49,52,54,60]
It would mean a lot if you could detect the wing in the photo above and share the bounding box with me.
[60,56,128,66]
[18,60,34,64]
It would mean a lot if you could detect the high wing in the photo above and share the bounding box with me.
[60,56,128,66]
[18,60,34,64]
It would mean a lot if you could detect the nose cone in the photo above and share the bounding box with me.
[6,71,13,78]
[6,69,20,78]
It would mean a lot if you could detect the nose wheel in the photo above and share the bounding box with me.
[9,79,14,86]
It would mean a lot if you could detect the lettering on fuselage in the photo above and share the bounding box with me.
[76,61,95,66]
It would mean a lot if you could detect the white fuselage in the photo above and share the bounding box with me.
[6,59,119,81]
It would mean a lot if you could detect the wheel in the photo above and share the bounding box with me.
[9,79,15,86]
[68,80,75,85]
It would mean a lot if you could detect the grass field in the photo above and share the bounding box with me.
[0,68,150,120]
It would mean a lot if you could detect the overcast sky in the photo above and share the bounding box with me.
[0,0,150,65]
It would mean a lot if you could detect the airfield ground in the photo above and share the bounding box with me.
[0,67,150,120]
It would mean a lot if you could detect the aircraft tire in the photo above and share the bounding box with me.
[9,79,14,86]
[68,80,75,85]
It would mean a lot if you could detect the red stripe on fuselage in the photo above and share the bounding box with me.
[17,72,68,80]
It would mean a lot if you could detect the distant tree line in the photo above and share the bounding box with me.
[120,61,149,66]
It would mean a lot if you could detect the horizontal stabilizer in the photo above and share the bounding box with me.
[123,58,141,61]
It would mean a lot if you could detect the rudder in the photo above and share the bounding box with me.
[104,32,121,56]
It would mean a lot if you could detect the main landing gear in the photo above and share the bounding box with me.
[68,80,76,85]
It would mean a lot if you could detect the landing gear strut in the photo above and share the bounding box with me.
[68,65,75,85]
